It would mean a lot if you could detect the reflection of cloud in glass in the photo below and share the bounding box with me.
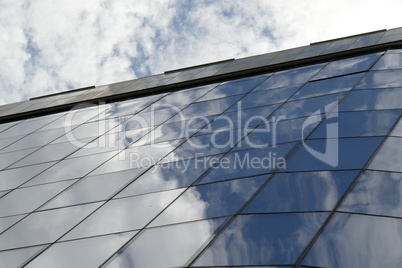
[369,137,402,172]
[341,171,402,217]
[194,213,328,266]
[302,213,402,267]
[108,218,226,268]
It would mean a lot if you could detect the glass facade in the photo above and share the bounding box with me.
[0,30,402,267]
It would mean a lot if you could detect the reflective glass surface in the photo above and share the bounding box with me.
[107,218,226,268]
[26,231,137,268]
[369,137,402,172]
[310,110,402,138]
[281,137,384,172]
[150,176,266,227]
[0,245,45,268]
[338,88,402,111]
[313,52,382,80]
[355,70,402,89]
[0,180,76,217]
[116,156,220,198]
[227,84,301,111]
[193,213,329,266]
[41,168,144,210]
[302,213,402,268]
[291,73,364,101]
[244,171,358,213]
[372,53,402,70]
[197,142,297,184]
[0,203,100,250]
[340,171,402,217]
[62,189,184,240]
[0,43,401,266]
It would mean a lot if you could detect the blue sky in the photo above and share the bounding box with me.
[1,0,402,104]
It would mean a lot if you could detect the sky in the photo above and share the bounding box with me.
[1,0,402,104]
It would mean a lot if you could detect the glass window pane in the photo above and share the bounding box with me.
[27,231,137,268]
[227,84,301,111]
[291,73,364,101]
[372,53,402,70]
[369,137,402,172]
[0,180,76,217]
[244,171,358,213]
[0,203,100,250]
[272,92,345,120]
[281,137,384,172]
[196,76,268,102]
[167,95,244,123]
[197,142,297,185]
[24,151,117,186]
[256,64,325,89]
[302,213,402,268]
[355,70,402,89]
[196,104,279,136]
[312,52,382,80]
[310,110,402,139]
[116,156,220,198]
[1,128,66,153]
[41,168,144,210]
[0,162,54,191]
[193,213,329,266]
[61,189,184,240]
[10,141,80,168]
[0,147,38,170]
[338,88,402,111]
[149,176,266,227]
[234,116,320,151]
[391,118,402,137]
[0,245,46,268]
[340,171,402,217]
[107,218,226,268]
[0,214,24,233]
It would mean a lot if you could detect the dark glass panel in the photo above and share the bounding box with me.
[291,73,364,101]
[197,142,297,185]
[244,171,358,213]
[234,116,320,151]
[310,110,402,139]
[196,75,268,102]
[116,156,221,198]
[196,104,279,136]
[338,88,402,111]
[281,137,384,172]
[272,92,345,120]
[227,84,301,111]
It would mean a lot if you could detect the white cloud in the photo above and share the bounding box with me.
[0,0,402,104]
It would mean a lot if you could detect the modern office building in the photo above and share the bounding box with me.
[0,27,402,267]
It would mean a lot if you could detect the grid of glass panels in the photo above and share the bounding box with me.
[0,49,401,268]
